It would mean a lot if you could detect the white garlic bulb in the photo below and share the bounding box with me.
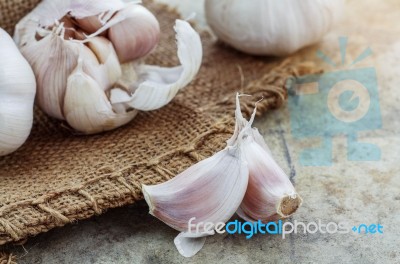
[0,28,36,156]
[14,0,202,134]
[205,0,344,56]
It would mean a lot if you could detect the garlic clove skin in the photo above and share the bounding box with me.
[108,4,160,63]
[0,28,36,156]
[142,147,248,257]
[110,19,202,111]
[174,232,209,258]
[63,57,137,134]
[80,45,107,89]
[205,0,344,56]
[20,32,80,120]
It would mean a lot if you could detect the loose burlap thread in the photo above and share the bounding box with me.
[0,0,318,251]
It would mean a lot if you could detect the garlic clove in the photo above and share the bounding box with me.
[109,19,202,111]
[142,147,248,257]
[75,15,104,34]
[108,4,160,63]
[80,45,106,88]
[63,56,137,134]
[114,62,139,92]
[232,94,303,222]
[238,134,303,222]
[86,36,122,89]
[142,148,248,231]
[20,32,80,120]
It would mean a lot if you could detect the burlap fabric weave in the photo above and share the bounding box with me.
[0,0,316,249]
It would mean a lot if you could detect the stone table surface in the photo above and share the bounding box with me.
[1,0,400,263]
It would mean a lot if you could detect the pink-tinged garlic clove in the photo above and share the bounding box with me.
[238,135,303,222]
[231,94,303,222]
[108,4,160,63]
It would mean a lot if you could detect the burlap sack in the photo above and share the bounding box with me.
[0,0,316,248]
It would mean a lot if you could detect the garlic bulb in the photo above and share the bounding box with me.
[143,94,302,257]
[0,28,36,156]
[14,0,202,134]
[205,0,344,56]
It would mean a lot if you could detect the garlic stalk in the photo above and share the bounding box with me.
[0,28,36,156]
[143,94,302,257]
[14,0,202,134]
[205,0,344,56]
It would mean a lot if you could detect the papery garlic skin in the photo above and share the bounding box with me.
[110,20,203,111]
[0,28,36,156]
[205,0,344,56]
[14,0,202,134]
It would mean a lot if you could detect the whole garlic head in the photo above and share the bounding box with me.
[205,0,344,56]
[0,28,36,156]
[14,0,202,134]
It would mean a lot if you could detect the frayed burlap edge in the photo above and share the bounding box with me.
[0,252,17,264]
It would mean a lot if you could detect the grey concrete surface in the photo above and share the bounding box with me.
[1,0,400,263]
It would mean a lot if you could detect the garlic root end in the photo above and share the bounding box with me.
[277,193,303,218]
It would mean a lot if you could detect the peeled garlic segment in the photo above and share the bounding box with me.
[0,28,36,156]
[142,148,248,257]
[64,57,137,134]
[110,19,202,111]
